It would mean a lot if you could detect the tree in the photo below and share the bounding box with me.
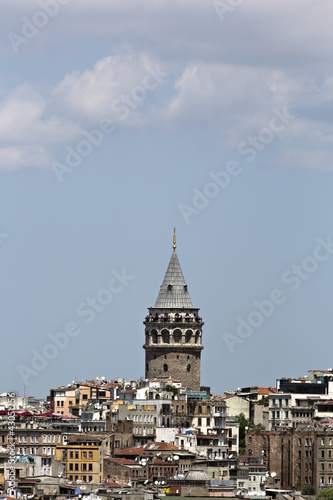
[257,396,269,406]
[302,485,315,495]
[236,413,265,455]
[237,413,252,454]
[317,489,333,500]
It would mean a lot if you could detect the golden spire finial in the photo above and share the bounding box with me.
[173,228,176,250]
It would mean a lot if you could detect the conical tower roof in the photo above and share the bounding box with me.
[154,231,193,308]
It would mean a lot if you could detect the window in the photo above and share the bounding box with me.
[75,463,79,471]
[187,364,191,373]
[82,394,88,400]
[322,438,325,445]
[82,463,87,471]
[173,330,181,343]
[70,451,73,459]
[89,476,93,482]
[43,435,47,443]
[82,451,87,459]
[89,464,93,471]
[89,452,93,459]
[185,330,192,343]
[162,330,170,343]
[75,452,79,459]
[249,437,252,444]
[48,435,51,443]
[69,463,73,471]
[163,364,168,372]
[198,418,202,425]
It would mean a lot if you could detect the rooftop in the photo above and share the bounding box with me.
[154,234,194,309]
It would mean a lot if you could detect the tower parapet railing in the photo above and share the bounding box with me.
[144,313,202,324]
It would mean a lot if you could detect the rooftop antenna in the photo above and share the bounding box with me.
[173,228,176,251]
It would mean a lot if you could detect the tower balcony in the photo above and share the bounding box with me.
[144,313,203,326]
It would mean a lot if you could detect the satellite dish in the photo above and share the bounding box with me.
[174,455,179,460]
[144,480,148,485]
[271,472,276,478]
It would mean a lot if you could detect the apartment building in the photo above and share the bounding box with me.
[56,433,114,483]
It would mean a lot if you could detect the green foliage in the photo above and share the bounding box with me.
[237,413,252,455]
[257,396,269,406]
[236,413,265,455]
[165,384,178,396]
[302,484,315,495]
[317,488,333,500]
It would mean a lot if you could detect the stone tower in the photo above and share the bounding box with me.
[143,231,204,390]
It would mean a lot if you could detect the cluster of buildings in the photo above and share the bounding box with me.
[3,234,332,499]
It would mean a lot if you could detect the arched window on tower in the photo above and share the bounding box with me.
[185,330,193,343]
[151,330,158,344]
[173,329,181,343]
[187,364,191,373]
[164,364,168,373]
[195,330,200,344]
[162,330,170,343]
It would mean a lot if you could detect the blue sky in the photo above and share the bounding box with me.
[1,0,333,398]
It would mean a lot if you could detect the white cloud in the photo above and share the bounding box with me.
[0,146,52,171]
[51,49,166,127]
[1,0,333,171]
[0,50,168,170]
